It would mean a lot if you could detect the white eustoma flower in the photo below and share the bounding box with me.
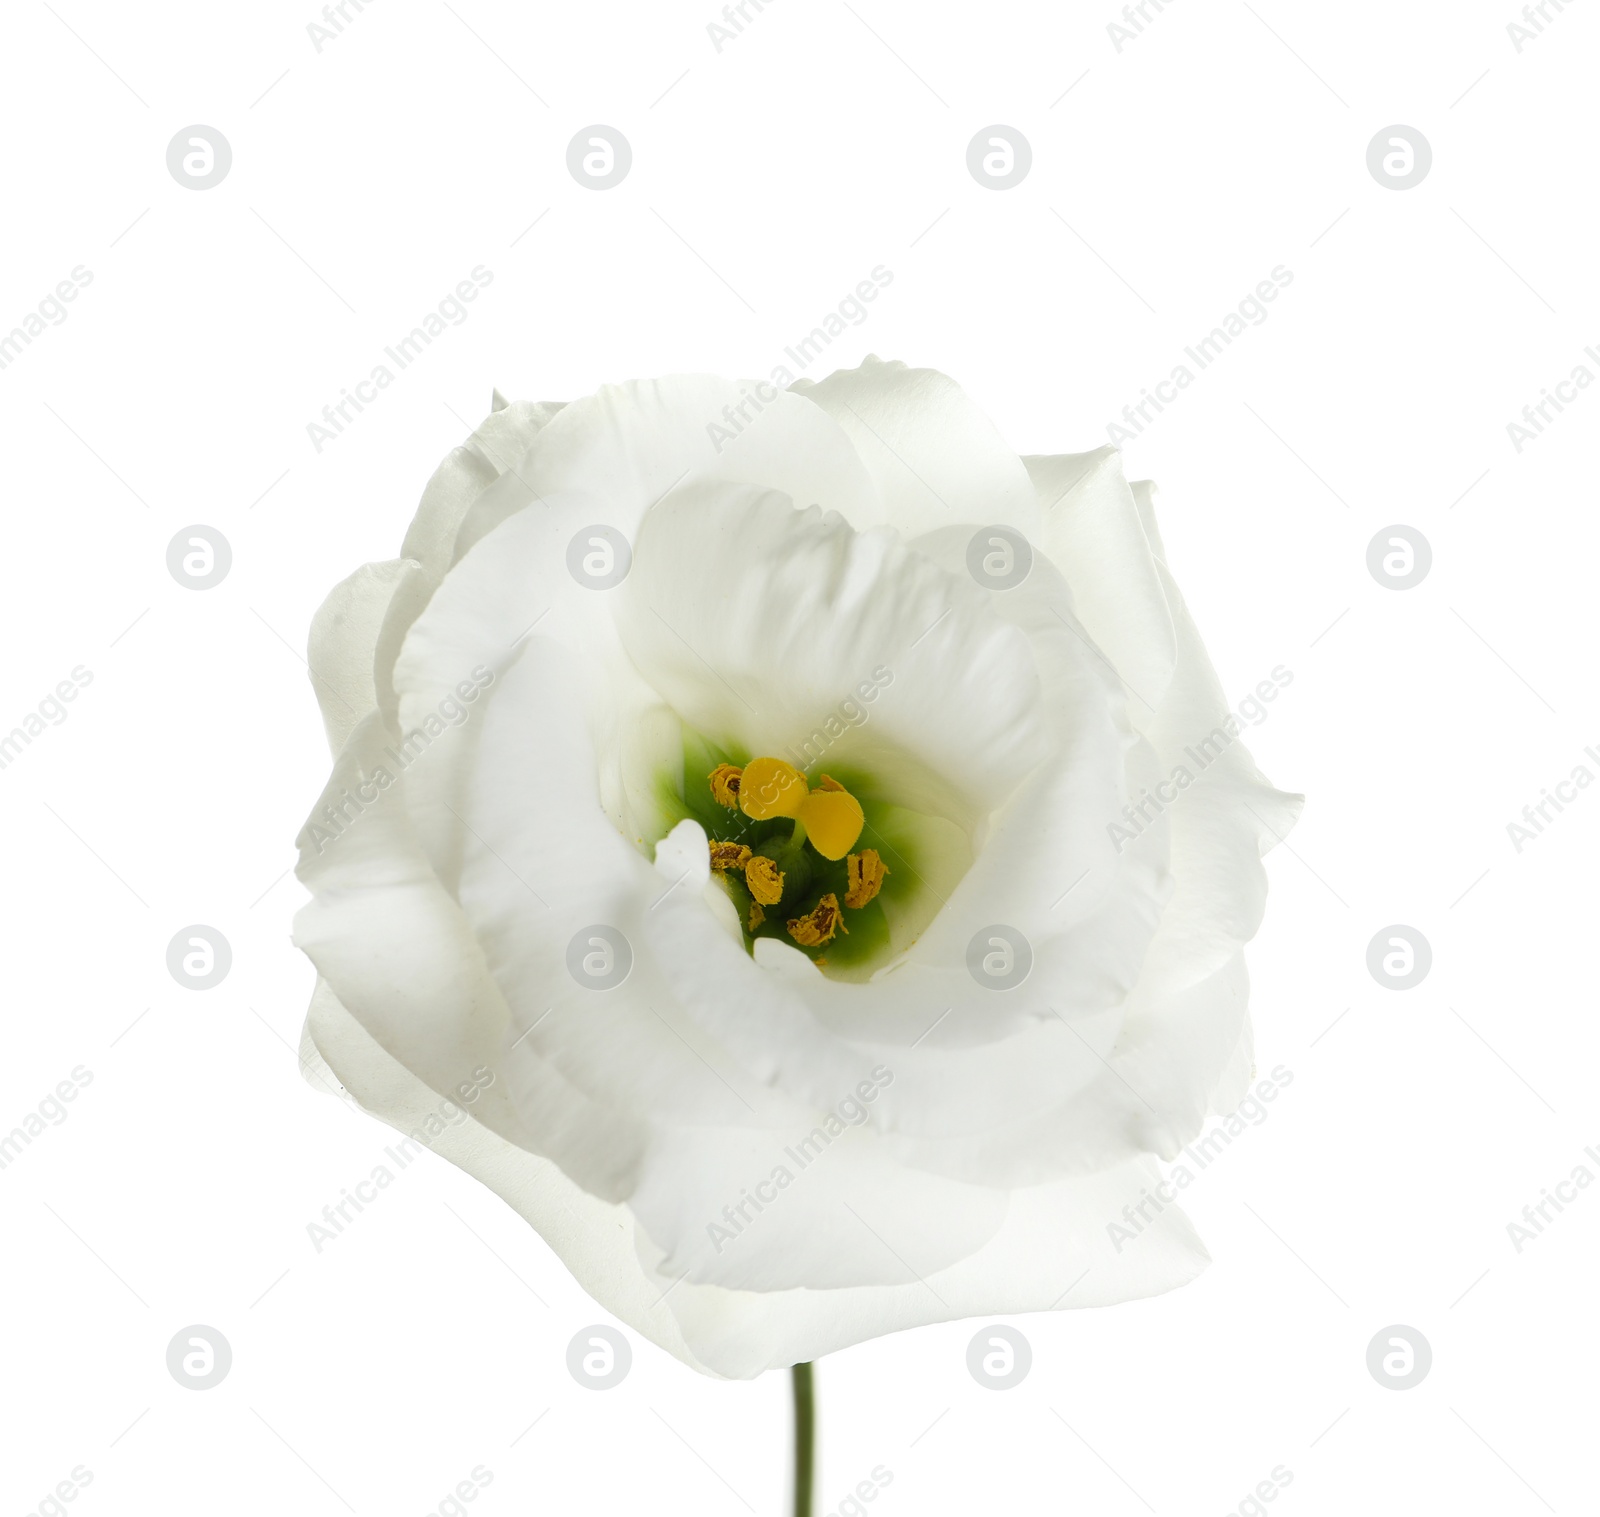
[294,358,1299,1379]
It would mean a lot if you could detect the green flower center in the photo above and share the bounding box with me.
[657,736,932,977]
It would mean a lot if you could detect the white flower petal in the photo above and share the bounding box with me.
[793,357,1039,538]
[304,983,1208,1379]
[307,560,415,752]
[292,711,647,1201]
[614,479,1050,827]
[400,398,564,583]
[1029,446,1177,714]
[452,375,880,565]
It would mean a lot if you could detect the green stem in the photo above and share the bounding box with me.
[791,1361,815,1517]
[788,817,809,852]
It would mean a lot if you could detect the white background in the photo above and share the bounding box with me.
[2,0,1596,1513]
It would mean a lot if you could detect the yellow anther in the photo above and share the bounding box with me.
[797,787,865,860]
[708,840,751,874]
[844,849,888,909]
[787,894,847,947]
[739,756,807,820]
[817,774,846,792]
[747,901,765,932]
[708,764,743,809]
[745,855,785,906]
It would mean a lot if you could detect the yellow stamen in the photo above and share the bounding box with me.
[745,855,785,906]
[817,774,846,792]
[747,901,765,932]
[708,840,751,874]
[739,756,808,820]
[844,849,888,908]
[708,763,743,809]
[787,893,847,947]
[797,787,865,860]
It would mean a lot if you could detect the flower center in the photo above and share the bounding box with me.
[701,757,889,965]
